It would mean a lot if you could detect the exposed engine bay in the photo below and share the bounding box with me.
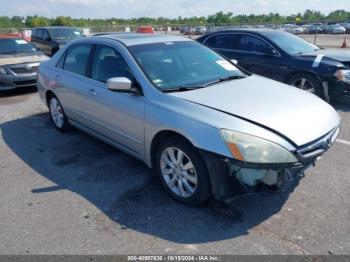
[227,160,315,192]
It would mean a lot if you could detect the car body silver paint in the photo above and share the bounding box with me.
[37,34,340,169]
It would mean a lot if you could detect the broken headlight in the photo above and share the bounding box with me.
[221,129,298,164]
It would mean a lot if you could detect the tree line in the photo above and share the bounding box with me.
[0,9,349,28]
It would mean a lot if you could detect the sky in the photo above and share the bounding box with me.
[0,0,349,19]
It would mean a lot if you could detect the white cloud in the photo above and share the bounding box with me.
[0,0,348,18]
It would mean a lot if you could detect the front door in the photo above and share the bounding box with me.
[82,44,145,158]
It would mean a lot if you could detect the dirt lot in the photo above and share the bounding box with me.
[0,88,350,255]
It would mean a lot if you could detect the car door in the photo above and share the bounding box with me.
[204,33,241,61]
[41,29,53,56]
[234,33,288,82]
[32,29,44,51]
[82,44,145,158]
[53,43,95,128]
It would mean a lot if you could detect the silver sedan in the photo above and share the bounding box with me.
[37,33,340,205]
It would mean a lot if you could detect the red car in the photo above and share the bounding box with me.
[136,26,154,34]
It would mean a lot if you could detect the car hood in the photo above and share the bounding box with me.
[300,49,350,63]
[0,53,48,66]
[170,75,340,147]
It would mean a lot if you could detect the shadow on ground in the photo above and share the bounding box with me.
[0,87,37,105]
[0,112,297,244]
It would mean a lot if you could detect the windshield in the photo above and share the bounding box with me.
[0,38,37,54]
[129,41,246,91]
[266,31,319,55]
[48,28,83,39]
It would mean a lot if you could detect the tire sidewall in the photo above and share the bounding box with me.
[48,95,70,132]
[287,73,323,98]
[155,137,211,205]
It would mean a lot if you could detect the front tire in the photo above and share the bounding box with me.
[48,95,70,132]
[287,73,323,98]
[155,136,211,205]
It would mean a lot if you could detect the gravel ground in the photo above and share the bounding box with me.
[0,88,349,255]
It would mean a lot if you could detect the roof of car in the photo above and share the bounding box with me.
[34,26,80,30]
[207,28,282,34]
[93,33,192,46]
[198,29,288,40]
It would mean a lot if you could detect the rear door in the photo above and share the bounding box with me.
[53,43,95,128]
[41,29,53,56]
[32,29,44,51]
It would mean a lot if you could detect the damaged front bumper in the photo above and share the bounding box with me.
[203,127,339,202]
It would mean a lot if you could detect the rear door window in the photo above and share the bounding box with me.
[42,30,50,41]
[36,29,43,40]
[32,29,37,39]
[63,44,92,76]
[206,34,239,50]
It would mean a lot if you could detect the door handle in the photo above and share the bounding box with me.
[87,88,96,96]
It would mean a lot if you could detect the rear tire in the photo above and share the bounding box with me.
[155,136,211,205]
[286,73,323,98]
[48,94,71,132]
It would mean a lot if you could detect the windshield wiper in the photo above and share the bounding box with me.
[162,75,245,93]
[0,50,21,54]
[162,85,205,93]
[205,75,245,86]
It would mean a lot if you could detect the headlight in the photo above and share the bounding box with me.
[221,129,298,164]
[0,67,8,74]
[334,69,350,83]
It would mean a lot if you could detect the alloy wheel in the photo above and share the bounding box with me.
[160,147,198,198]
[50,97,64,128]
[291,78,315,93]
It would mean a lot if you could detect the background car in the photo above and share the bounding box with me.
[31,27,84,56]
[197,29,350,102]
[0,37,48,91]
[289,25,303,34]
[326,24,346,34]
[307,24,323,34]
[194,26,207,35]
[340,22,350,33]
[301,24,311,34]
[136,26,155,34]
[37,33,339,205]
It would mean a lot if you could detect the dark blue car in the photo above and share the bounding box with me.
[197,29,350,102]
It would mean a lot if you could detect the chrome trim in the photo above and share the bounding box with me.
[296,127,339,162]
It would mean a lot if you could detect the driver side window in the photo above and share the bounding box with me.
[238,34,271,54]
[92,45,133,83]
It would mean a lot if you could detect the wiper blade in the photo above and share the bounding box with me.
[0,51,20,54]
[162,85,204,93]
[162,75,245,93]
[206,75,245,86]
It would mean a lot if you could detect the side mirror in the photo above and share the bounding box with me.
[107,77,133,92]
[262,47,278,56]
[230,59,238,65]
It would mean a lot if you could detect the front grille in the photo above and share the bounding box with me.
[10,66,38,74]
[296,128,338,162]
[13,80,36,86]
